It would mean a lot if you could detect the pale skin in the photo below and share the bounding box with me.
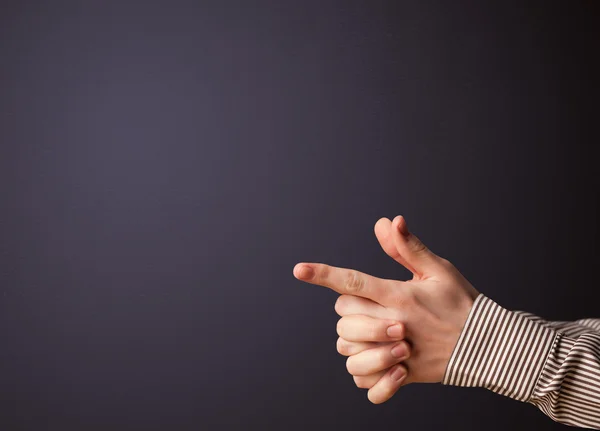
[292,215,480,404]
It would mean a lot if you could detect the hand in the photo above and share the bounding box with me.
[293,215,479,403]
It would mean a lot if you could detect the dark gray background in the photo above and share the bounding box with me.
[1,1,598,430]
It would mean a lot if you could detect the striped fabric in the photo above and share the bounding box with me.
[442,294,600,429]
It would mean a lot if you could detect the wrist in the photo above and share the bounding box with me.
[437,296,477,381]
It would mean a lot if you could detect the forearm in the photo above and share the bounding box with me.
[443,294,600,429]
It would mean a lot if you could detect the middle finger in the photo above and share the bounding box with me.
[334,294,396,320]
[346,340,411,376]
[336,315,405,342]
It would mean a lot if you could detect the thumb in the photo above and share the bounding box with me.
[390,215,446,280]
[374,217,419,276]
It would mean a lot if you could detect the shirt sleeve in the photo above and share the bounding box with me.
[442,293,600,429]
[513,310,600,337]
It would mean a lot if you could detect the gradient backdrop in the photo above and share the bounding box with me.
[1,1,599,430]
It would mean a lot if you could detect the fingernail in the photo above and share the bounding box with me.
[386,324,403,338]
[391,365,406,382]
[294,264,314,280]
[391,343,407,359]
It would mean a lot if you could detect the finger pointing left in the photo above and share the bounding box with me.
[293,262,398,304]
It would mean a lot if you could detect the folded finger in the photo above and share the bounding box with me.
[367,363,409,404]
[353,370,387,389]
[346,340,410,376]
[336,337,381,356]
[334,294,393,319]
[336,315,405,342]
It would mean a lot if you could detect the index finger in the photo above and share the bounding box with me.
[293,262,391,303]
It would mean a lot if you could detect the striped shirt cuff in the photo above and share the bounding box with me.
[530,332,600,428]
[442,294,558,402]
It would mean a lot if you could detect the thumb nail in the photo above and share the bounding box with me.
[397,215,410,237]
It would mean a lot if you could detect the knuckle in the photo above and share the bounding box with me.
[436,256,453,270]
[336,318,344,337]
[353,376,375,389]
[353,376,371,389]
[334,295,348,315]
[334,297,343,315]
[367,390,384,404]
[345,270,364,294]
[316,264,329,284]
[410,238,428,254]
[346,356,356,375]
